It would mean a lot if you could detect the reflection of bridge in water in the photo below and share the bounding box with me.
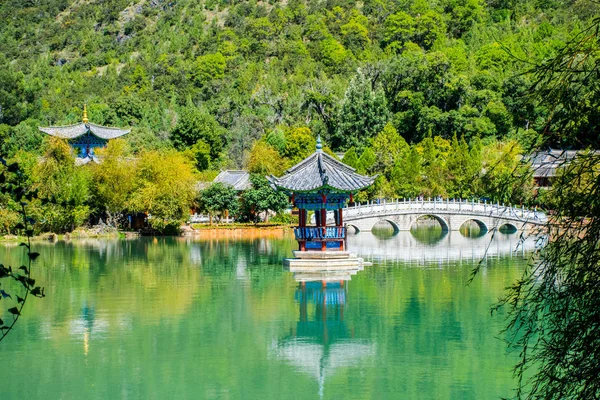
[337,199,547,232]
[347,231,541,264]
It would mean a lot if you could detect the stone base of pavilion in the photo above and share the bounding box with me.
[284,250,372,270]
[287,267,364,284]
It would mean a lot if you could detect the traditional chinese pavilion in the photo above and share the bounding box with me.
[39,105,130,164]
[268,136,375,267]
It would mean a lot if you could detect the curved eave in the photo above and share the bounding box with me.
[88,123,130,140]
[39,123,130,140]
[39,123,88,139]
[267,177,376,194]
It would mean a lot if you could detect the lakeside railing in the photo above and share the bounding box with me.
[293,226,347,241]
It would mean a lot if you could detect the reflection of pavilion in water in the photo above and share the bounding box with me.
[347,231,541,264]
[272,271,374,399]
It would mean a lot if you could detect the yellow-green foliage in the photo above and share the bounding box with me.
[90,139,135,224]
[247,140,288,176]
[128,150,198,232]
[33,138,91,233]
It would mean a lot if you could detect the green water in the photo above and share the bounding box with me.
[0,231,528,399]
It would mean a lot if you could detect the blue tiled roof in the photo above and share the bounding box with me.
[268,150,375,193]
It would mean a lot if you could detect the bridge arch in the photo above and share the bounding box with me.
[459,219,488,236]
[498,223,518,234]
[411,214,450,232]
[370,219,400,233]
[346,224,361,234]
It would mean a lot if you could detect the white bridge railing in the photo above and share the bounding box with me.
[342,198,547,224]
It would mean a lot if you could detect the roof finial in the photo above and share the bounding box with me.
[316,135,323,152]
[82,104,89,124]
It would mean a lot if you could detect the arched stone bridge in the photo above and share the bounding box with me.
[338,199,547,233]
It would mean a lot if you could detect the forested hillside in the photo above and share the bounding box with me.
[2,0,596,155]
[0,0,597,233]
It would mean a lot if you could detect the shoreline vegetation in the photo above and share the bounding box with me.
[0,217,454,242]
[0,223,295,243]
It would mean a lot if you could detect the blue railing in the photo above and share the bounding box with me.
[294,226,346,240]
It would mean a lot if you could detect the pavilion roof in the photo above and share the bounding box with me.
[39,122,130,140]
[268,137,375,193]
[213,170,252,191]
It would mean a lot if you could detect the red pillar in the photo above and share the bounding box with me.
[321,207,327,251]
[304,209,308,250]
[338,207,345,250]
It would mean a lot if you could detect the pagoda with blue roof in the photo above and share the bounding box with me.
[39,105,130,164]
[268,136,375,267]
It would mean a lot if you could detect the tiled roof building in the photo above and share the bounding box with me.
[268,137,375,193]
[39,105,130,164]
[213,170,252,191]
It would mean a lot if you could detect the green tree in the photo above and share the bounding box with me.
[320,37,351,71]
[480,140,532,204]
[391,146,422,197]
[416,136,451,197]
[414,11,446,50]
[193,52,226,86]
[342,147,360,169]
[197,182,239,223]
[184,140,212,172]
[264,127,286,154]
[283,127,315,164]
[240,175,289,222]
[333,70,389,151]
[33,138,91,233]
[129,150,197,233]
[0,59,26,126]
[383,11,415,48]
[247,140,288,176]
[340,15,370,52]
[370,122,409,179]
[90,139,136,227]
[171,103,225,160]
[357,146,377,174]
[446,134,481,198]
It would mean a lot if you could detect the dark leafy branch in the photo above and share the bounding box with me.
[0,159,45,343]
[486,17,600,400]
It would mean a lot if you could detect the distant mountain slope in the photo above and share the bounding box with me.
[0,0,597,161]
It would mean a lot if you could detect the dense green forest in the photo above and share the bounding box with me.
[0,0,597,233]
[2,0,597,152]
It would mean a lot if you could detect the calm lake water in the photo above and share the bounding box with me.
[0,228,535,399]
